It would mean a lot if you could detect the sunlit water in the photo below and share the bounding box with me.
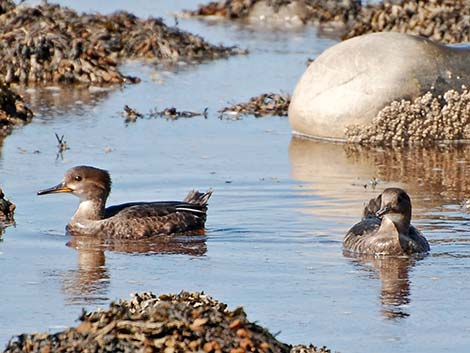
[1,1,470,353]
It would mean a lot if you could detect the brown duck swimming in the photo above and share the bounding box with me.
[343,188,429,256]
[38,166,212,239]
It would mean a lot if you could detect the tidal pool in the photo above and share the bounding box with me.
[1,2,470,353]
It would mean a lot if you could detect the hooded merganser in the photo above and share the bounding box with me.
[38,166,212,239]
[343,188,430,255]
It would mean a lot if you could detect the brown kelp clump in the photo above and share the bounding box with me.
[344,0,470,44]
[187,0,361,26]
[220,92,290,117]
[0,82,33,136]
[4,291,330,353]
[0,3,240,85]
[345,87,470,146]
[0,0,15,15]
[0,187,15,226]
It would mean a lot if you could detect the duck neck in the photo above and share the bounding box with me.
[71,197,106,223]
[380,213,410,235]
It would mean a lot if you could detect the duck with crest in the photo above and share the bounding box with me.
[38,166,212,239]
[343,187,429,256]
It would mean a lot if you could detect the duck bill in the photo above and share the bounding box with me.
[37,183,73,195]
[376,205,391,217]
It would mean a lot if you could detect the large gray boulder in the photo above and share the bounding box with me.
[288,32,470,140]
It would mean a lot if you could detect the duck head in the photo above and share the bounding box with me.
[376,188,412,233]
[38,165,111,202]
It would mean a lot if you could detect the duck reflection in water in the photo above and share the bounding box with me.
[344,252,424,319]
[61,235,207,304]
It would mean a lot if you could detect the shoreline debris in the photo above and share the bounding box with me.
[123,105,208,123]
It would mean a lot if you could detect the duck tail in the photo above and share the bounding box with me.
[363,194,382,219]
[183,189,213,206]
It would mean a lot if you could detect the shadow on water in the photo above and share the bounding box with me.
[62,235,207,304]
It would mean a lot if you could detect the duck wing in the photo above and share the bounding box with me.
[402,225,430,253]
[100,202,207,239]
[346,216,381,238]
[343,217,381,253]
[104,201,207,218]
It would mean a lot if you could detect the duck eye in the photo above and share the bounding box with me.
[74,175,82,181]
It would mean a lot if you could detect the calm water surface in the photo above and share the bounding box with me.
[1,2,470,352]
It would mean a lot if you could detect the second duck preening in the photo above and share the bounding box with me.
[38,165,212,239]
[344,187,430,256]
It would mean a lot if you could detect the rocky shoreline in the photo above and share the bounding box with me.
[343,0,470,44]
[188,0,470,45]
[4,291,330,353]
[0,1,242,85]
[0,0,245,138]
[186,0,360,28]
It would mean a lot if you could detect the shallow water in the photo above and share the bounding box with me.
[1,2,470,352]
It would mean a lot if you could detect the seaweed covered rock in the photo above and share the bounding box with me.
[0,3,241,85]
[4,291,330,353]
[0,188,15,226]
[344,0,470,44]
[190,0,470,45]
[219,92,290,117]
[345,88,470,146]
[0,0,15,15]
[187,0,361,27]
[0,82,33,136]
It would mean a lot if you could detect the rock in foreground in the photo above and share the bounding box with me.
[4,291,330,353]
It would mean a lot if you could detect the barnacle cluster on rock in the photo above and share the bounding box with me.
[4,291,330,353]
[219,92,290,117]
[0,82,33,136]
[0,2,241,85]
[345,87,470,146]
